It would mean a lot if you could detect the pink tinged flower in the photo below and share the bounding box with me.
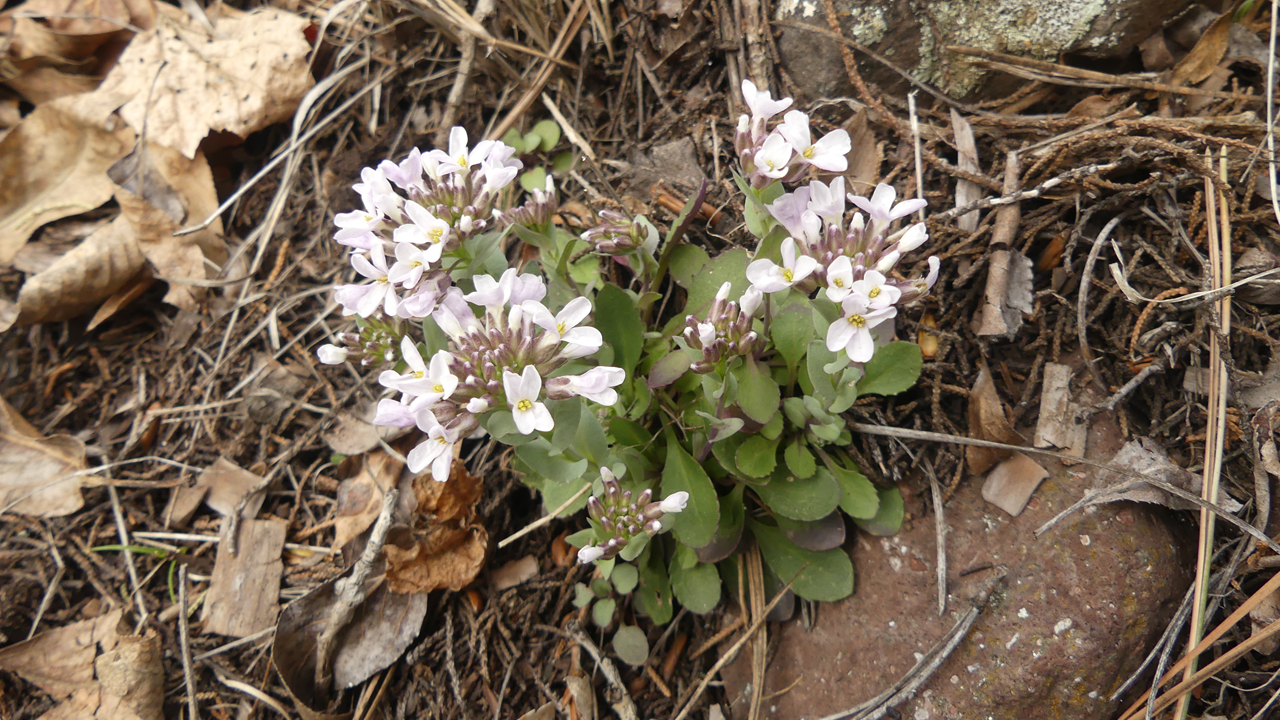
[577,545,605,564]
[746,237,818,293]
[504,366,554,435]
[437,126,495,176]
[807,177,846,223]
[396,282,442,319]
[393,202,451,262]
[388,242,432,288]
[432,287,480,339]
[740,286,764,317]
[334,206,381,233]
[373,398,418,427]
[897,223,929,253]
[334,282,373,316]
[778,110,851,172]
[480,157,519,194]
[659,491,689,513]
[508,271,547,305]
[826,293,897,363]
[334,228,378,251]
[379,148,423,191]
[463,272,509,309]
[406,413,459,480]
[741,79,792,124]
[849,270,901,310]
[317,344,348,364]
[697,322,716,347]
[849,183,928,234]
[754,133,793,179]
[350,244,399,317]
[825,255,855,302]
[353,167,402,220]
[547,366,626,405]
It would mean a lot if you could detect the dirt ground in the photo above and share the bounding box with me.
[4,0,1280,718]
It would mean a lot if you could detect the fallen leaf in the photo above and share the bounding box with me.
[202,517,285,637]
[0,103,130,264]
[981,452,1049,517]
[1250,586,1280,655]
[10,216,111,273]
[384,462,487,594]
[973,249,1034,337]
[0,610,122,699]
[492,555,539,591]
[965,368,1024,475]
[331,451,402,551]
[67,6,314,158]
[322,399,408,456]
[245,357,307,426]
[1,215,145,331]
[85,267,154,330]
[1170,11,1231,87]
[950,109,981,232]
[0,394,87,517]
[272,566,429,714]
[842,108,880,195]
[516,702,556,720]
[1033,362,1086,458]
[1087,437,1240,513]
[1139,31,1175,71]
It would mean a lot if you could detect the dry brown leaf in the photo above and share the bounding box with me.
[0,394,87,517]
[0,610,122,699]
[69,7,314,158]
[384,462,487,594]
[965,368,1024,475]
[1,215,145,331]
[981,451,1049,517]
[973,249,1034,337]
[492,555,539,591]
[202,517,285,637]
[1170,11,1231,88]
[0,103,130,264]
[113,142,226,312]
[322,399,408,456]
[245,357,307,426]
[272,569,428,715]
[842,108,880,195]
[166,456,267,526]
[332,451,402,550]
[85,267,154,330]
[1250,586,1280,656]
[1086,437,1240,513]
[11,216,111,273]
[949,108,980,232]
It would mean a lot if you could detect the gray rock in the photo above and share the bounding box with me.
[773,0,1194,99]
[720,436,1191,719]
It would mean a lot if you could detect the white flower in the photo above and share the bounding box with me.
[406,413,459,480]
[349,244,399,317]
[874,250,901,274]
[778,110,851,172]
[466,397,491,414]
[372,397,417,427]
[849,184,927,236]
[465,269,545,310]
[432,287,481,340]
[509,271,547,305]
[896,223,929,253]
[746,237,818,293]
[380,339,458,403]
[392,202,451,261]
[697,322,717,347]
[715,282,732,301]
[352,167,402,221]
[577,545,605,564]
[317,344,348,364]
[807,177,846,224]
[754,133,793,179]
[378,148,424,191]
[547,366,626,405]
[849,270,901,310]
[480,157,520,194]
[826,293,897,363]
[741,79,792,125]
[658,491,689,514]
[504,366,554,434]
[396,281,442,320]
[526,297,602,358]
[387,242,432,288]
[825,255,855,302]
[435,126,495,176]
[739,286,764,317]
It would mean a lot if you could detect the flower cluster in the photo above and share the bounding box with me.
[577,469,688,563]
[734,79,852,188]
[681,282,764,372]
[581,209,659,256]
[371,269,625,476]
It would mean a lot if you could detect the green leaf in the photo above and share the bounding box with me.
[487,411,543,446]
[830,462,879,519]
[612,625,650,667]
[661,430,720,547]
[565,528,595,549]
[733,358,780,425]
[551,150,577,175]
[784,439,816,479]
[760,411,784,440]
[635,544,673,624]
[670,561,722,614]
[595,284,645,379]
[519,167,549,194]
[750,520,854,602]
[572,406,608,466]
[516,440,587,482]
[770,305,814,372]
[736,434,778,478]
[649,349,692,388]
[683,248,749,317]
[593,598,617,627]
[805,340,837,402]
[572,583,594,608]
[711,432,747,477]
[669,244,710,288]
[611,564,639,595]
[500,128,527,152]
[549,399,582,453]
[532,119,561,150]
[829,366,865,414]
[855,485,905,536]
[753,467,841,521]
[695,484,745,564]
[540,475,592,515]
[619,533,650,562]
[858,342,923,396]
[609,417,653,448]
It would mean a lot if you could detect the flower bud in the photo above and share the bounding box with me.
[659,491,689,514]
[577,545,605,564]
[875,250,901,274]
[739,286,763,317]
[317,344,349,364]
[897,223,929,253]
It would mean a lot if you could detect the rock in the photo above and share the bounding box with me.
[773,0,1194,99]
[720,421,1192,719]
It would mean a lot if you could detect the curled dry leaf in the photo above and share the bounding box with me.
[1,215,144,331]
[68,6,314,158]
[0,103,131,264]
[973,249,1034,337]
[332,451,402,551]
[272,568,429,716]
[322,399,409,456]
[1088,437,1241,513]
[0,394,88,517]
[965,368,1024,476]
[384,461,487,594]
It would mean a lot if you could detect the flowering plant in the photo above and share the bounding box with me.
[319,79,938,625]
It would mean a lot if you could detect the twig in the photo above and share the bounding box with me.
[214,671,292,717]
[541,93,598,162]
[27,524,64,639]
[314,488,399,696]
[1088,360,1166,415]
[436,0,496,146]
[497,481,591,549]
[486,0,590,142]
[929,162,1123,223]
[192,627,274,662]
[922,460,947,616]
[1268,0,1280,229]
[565,621,640,720]
[107,485,148,625]
[1076,210,1135,392]
[178,564,199,720]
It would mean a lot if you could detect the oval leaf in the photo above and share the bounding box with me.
[752,467,841,521]
[733,358,780,425]
[735,434,778,478]
[661,432,719,548]
[858,341,923,396]
[595,283,645,379]
[612,625,650,667]
[770,304,814,371]
[749,520,854,602]
[855,485,905,536]
[670,560,721,614]
[831,462,880,519]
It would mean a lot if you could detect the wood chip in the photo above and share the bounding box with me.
[982,452,1049,517]
[202,517,286,637]
[1033,362,1086,458]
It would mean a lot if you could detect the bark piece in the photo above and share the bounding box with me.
[1033,362,1086,458]
[202,517,286,637]
[981,452,1049,517]
[965,368,1024,475]
[492,555,540,592]
[974,249,1034,337]
[950,109,981,232]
